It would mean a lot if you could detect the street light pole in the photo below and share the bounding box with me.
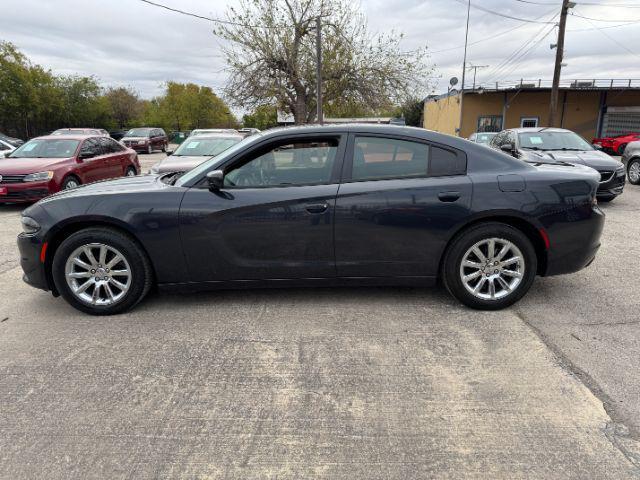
[457,0,471,137]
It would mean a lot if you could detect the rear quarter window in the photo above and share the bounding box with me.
[429,145,467,176]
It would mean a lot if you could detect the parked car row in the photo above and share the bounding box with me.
[0,134,139,203]
[471,127,627,201]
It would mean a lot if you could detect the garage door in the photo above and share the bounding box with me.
[602,106,640,136]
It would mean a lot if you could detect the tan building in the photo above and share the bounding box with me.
[424,79,640,141]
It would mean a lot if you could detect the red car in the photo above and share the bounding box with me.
[0,135,140,203]
[121,127,168,154]
[592,132,640,155]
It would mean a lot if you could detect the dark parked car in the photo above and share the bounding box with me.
[18,125,604,315]
[121,128,168,154]
[0,135,139,203]
[109,130,127,141]
[621,140,640,185]
[0,132,25,147]
[150,133,243,174]
[490,127,625,201]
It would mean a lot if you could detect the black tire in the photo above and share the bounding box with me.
[161,143,166,153]
[442,222,537,310]
[52,227,153,315]
[147,144,153,154]
[627,159,640,185]
[61,175,81,190]
[618,143,627,155]
[125,166,137,177]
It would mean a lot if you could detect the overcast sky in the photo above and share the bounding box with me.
[2,0,639,110]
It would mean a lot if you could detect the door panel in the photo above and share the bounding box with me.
[180,185,338,282]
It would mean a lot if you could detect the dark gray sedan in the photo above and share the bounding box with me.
[150,133,243,174]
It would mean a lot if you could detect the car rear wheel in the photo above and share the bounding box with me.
[125,166,137,177]
[52,228,153,315]
[442,222,537,310]
[161,143,166,152]
[61,176,80,190]
[628,159,640,185]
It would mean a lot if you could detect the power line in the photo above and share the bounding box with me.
[567,19,640,30]
[136,0,284,28]
[451,0,558,23]
[576,10,640,59]
[570,11,640,21]
[428,7,559,54]
[516,0,640,5]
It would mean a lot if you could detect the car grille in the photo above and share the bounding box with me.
[0,174,26,184]
[599,170,614,183]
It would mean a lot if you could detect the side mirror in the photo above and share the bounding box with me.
[206,169,224,190]
[500,143,514,153]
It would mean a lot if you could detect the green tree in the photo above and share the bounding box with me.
[105,87,143,129]
[242,105,278,130]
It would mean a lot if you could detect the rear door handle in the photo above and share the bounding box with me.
[305,203,329,214]
[438,191,461,202]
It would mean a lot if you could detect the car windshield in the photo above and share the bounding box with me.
[175,134,261,187]
[475,133,496,144]
[173,136,241,157]
[6,139,80,159]
[518,131,593,151]
[124,128,151,137]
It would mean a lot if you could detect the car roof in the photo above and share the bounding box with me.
[508,127,571,133]
[184,133,243,139]
[33,134,102,141]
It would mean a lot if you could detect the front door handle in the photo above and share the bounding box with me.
[438,191,461,202]
[305,203,329,214]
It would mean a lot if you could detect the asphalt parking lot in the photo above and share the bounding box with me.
[1,153,639,478]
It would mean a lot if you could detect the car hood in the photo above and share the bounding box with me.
[38,174,166,204]
[520,149,620,170]
[154,155,210,173]
[0,157,70,174]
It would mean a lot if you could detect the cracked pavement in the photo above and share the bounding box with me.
[0,155,639,478]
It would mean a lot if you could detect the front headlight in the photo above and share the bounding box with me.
[137,140,147,145]
[21,216,41,234]
[23,171,54,182]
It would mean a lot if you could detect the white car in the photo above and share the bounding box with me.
[190,128,238,136]
[0,138,15,158]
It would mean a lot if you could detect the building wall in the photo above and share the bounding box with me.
[424,95,461,136]
[425,89,640,140]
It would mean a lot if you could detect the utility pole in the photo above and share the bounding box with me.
[315,16,324,125]
[457,0,471,137]
[548,0,573,126]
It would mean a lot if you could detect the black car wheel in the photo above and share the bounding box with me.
[61,176,81,190]
[161,143,166,153]
[442,222,537,310]
[125,166,137,177]
[628,159,640,185]
[147,144,153,154]
[52,228,153,315]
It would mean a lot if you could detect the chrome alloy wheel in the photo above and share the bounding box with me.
[65,179,79,189]
[629,161,640,183]
[64,243,132,306]
[459,238,524,301]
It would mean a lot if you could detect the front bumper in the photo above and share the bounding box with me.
[0,180,51,203]
[17,232,50,291]
[123,142,149,152]
[596,169,626,198]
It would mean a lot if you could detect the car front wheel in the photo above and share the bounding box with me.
[628,159,640,185]
[442,222,537,310]
[52,228,153,315]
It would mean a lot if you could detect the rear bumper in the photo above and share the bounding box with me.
[17,232,50,291]
[0,181,51,203]
[543,205,605,276]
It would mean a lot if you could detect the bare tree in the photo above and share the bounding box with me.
[215,0,434,124]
